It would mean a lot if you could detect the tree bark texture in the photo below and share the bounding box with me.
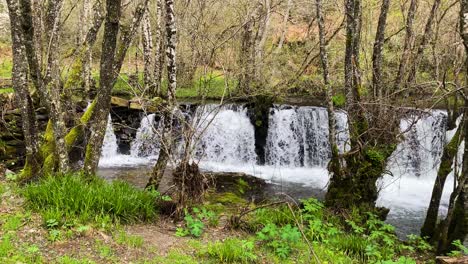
[394,0,418,92]
[372,0,391,99]
[6,0,41,181]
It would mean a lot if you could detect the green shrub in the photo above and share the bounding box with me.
[22,174,159,224]
[256,223,301,259]
[176,207,217,238]
[448,240,468,257]
[206,238,257,263]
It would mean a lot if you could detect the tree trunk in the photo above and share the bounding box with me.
[275,0,292,53]
[255,0,271,78]
[83,0,149,176]
[153,0,165,97]
[421,125,463,239]
[43,0,70,173]
[315,0,341,178]
[372,0,391,100]
[239,14,255,94]
[405,0,441,88]
[6,0,42,181]
[142,7,155,95]
[393,0,417,92]
[146,0,177,190]
[81,0,94,95]
[83,0,122,176]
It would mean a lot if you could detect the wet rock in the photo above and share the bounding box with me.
[206,171,267,200]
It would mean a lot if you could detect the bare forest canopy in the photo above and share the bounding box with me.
[0,0,463,101]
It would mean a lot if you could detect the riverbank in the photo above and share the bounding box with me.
[2,173,457,264]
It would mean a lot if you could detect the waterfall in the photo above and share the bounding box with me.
[101,115,119,158]
[130,114,161,157]
[386,111,447,178]
[97,103,461,236]
[193,104,257,164]
[265,105,348,167]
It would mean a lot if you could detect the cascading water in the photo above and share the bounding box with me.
[130,114,161,157]
[101,115,119,158]
[193,104,257,164]
[99,115,150,167]
[375,111,456,236]
[265,105,349,167]
[97,103,458,236]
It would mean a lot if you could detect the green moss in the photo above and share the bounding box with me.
[42,155,55,176]
[0,88,13,94]
[64,58,83,90]
[209,192,247,206]
[332,94,346,108]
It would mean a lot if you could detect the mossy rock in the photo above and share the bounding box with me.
[208,192,247,206]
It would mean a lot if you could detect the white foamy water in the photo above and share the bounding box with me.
[98,104,460,235]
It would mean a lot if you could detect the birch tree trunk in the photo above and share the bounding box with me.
[153,0,165,97]
[43,0,70,173]
[82,0,93,95]
[142,7,155,95]
[146,0,177,190]
[275,0,292,53]
[255,0,271,78]
[315,0,341,179]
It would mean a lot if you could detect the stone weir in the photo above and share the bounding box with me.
[0,96,165,169]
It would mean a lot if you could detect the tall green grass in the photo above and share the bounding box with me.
[21,174,158,224]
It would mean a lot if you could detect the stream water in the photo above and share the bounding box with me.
[97,104,458,238]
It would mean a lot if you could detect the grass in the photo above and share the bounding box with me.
[21,173,159,225]
[0,55,12,79]
[205,238,257,263]
[105,70,237,99]
[115,230,144,248]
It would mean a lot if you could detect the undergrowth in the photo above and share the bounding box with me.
[21,174,159,226]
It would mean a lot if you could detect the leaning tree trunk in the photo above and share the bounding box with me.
[434,1,468,252]
[372,0,391,100]
[83,0,149,176]
[315,0,342,179]
[146,0,177,190]
[405,0,441,88]
[83,0,122,175]
[6,0,42,181]
[421,126,463,240]
[393,0,417,93]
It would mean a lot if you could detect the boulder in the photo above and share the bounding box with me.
[436,256,468,264]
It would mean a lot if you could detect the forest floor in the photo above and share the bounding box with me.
[0,174,455,264]
[0,178,248,264]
